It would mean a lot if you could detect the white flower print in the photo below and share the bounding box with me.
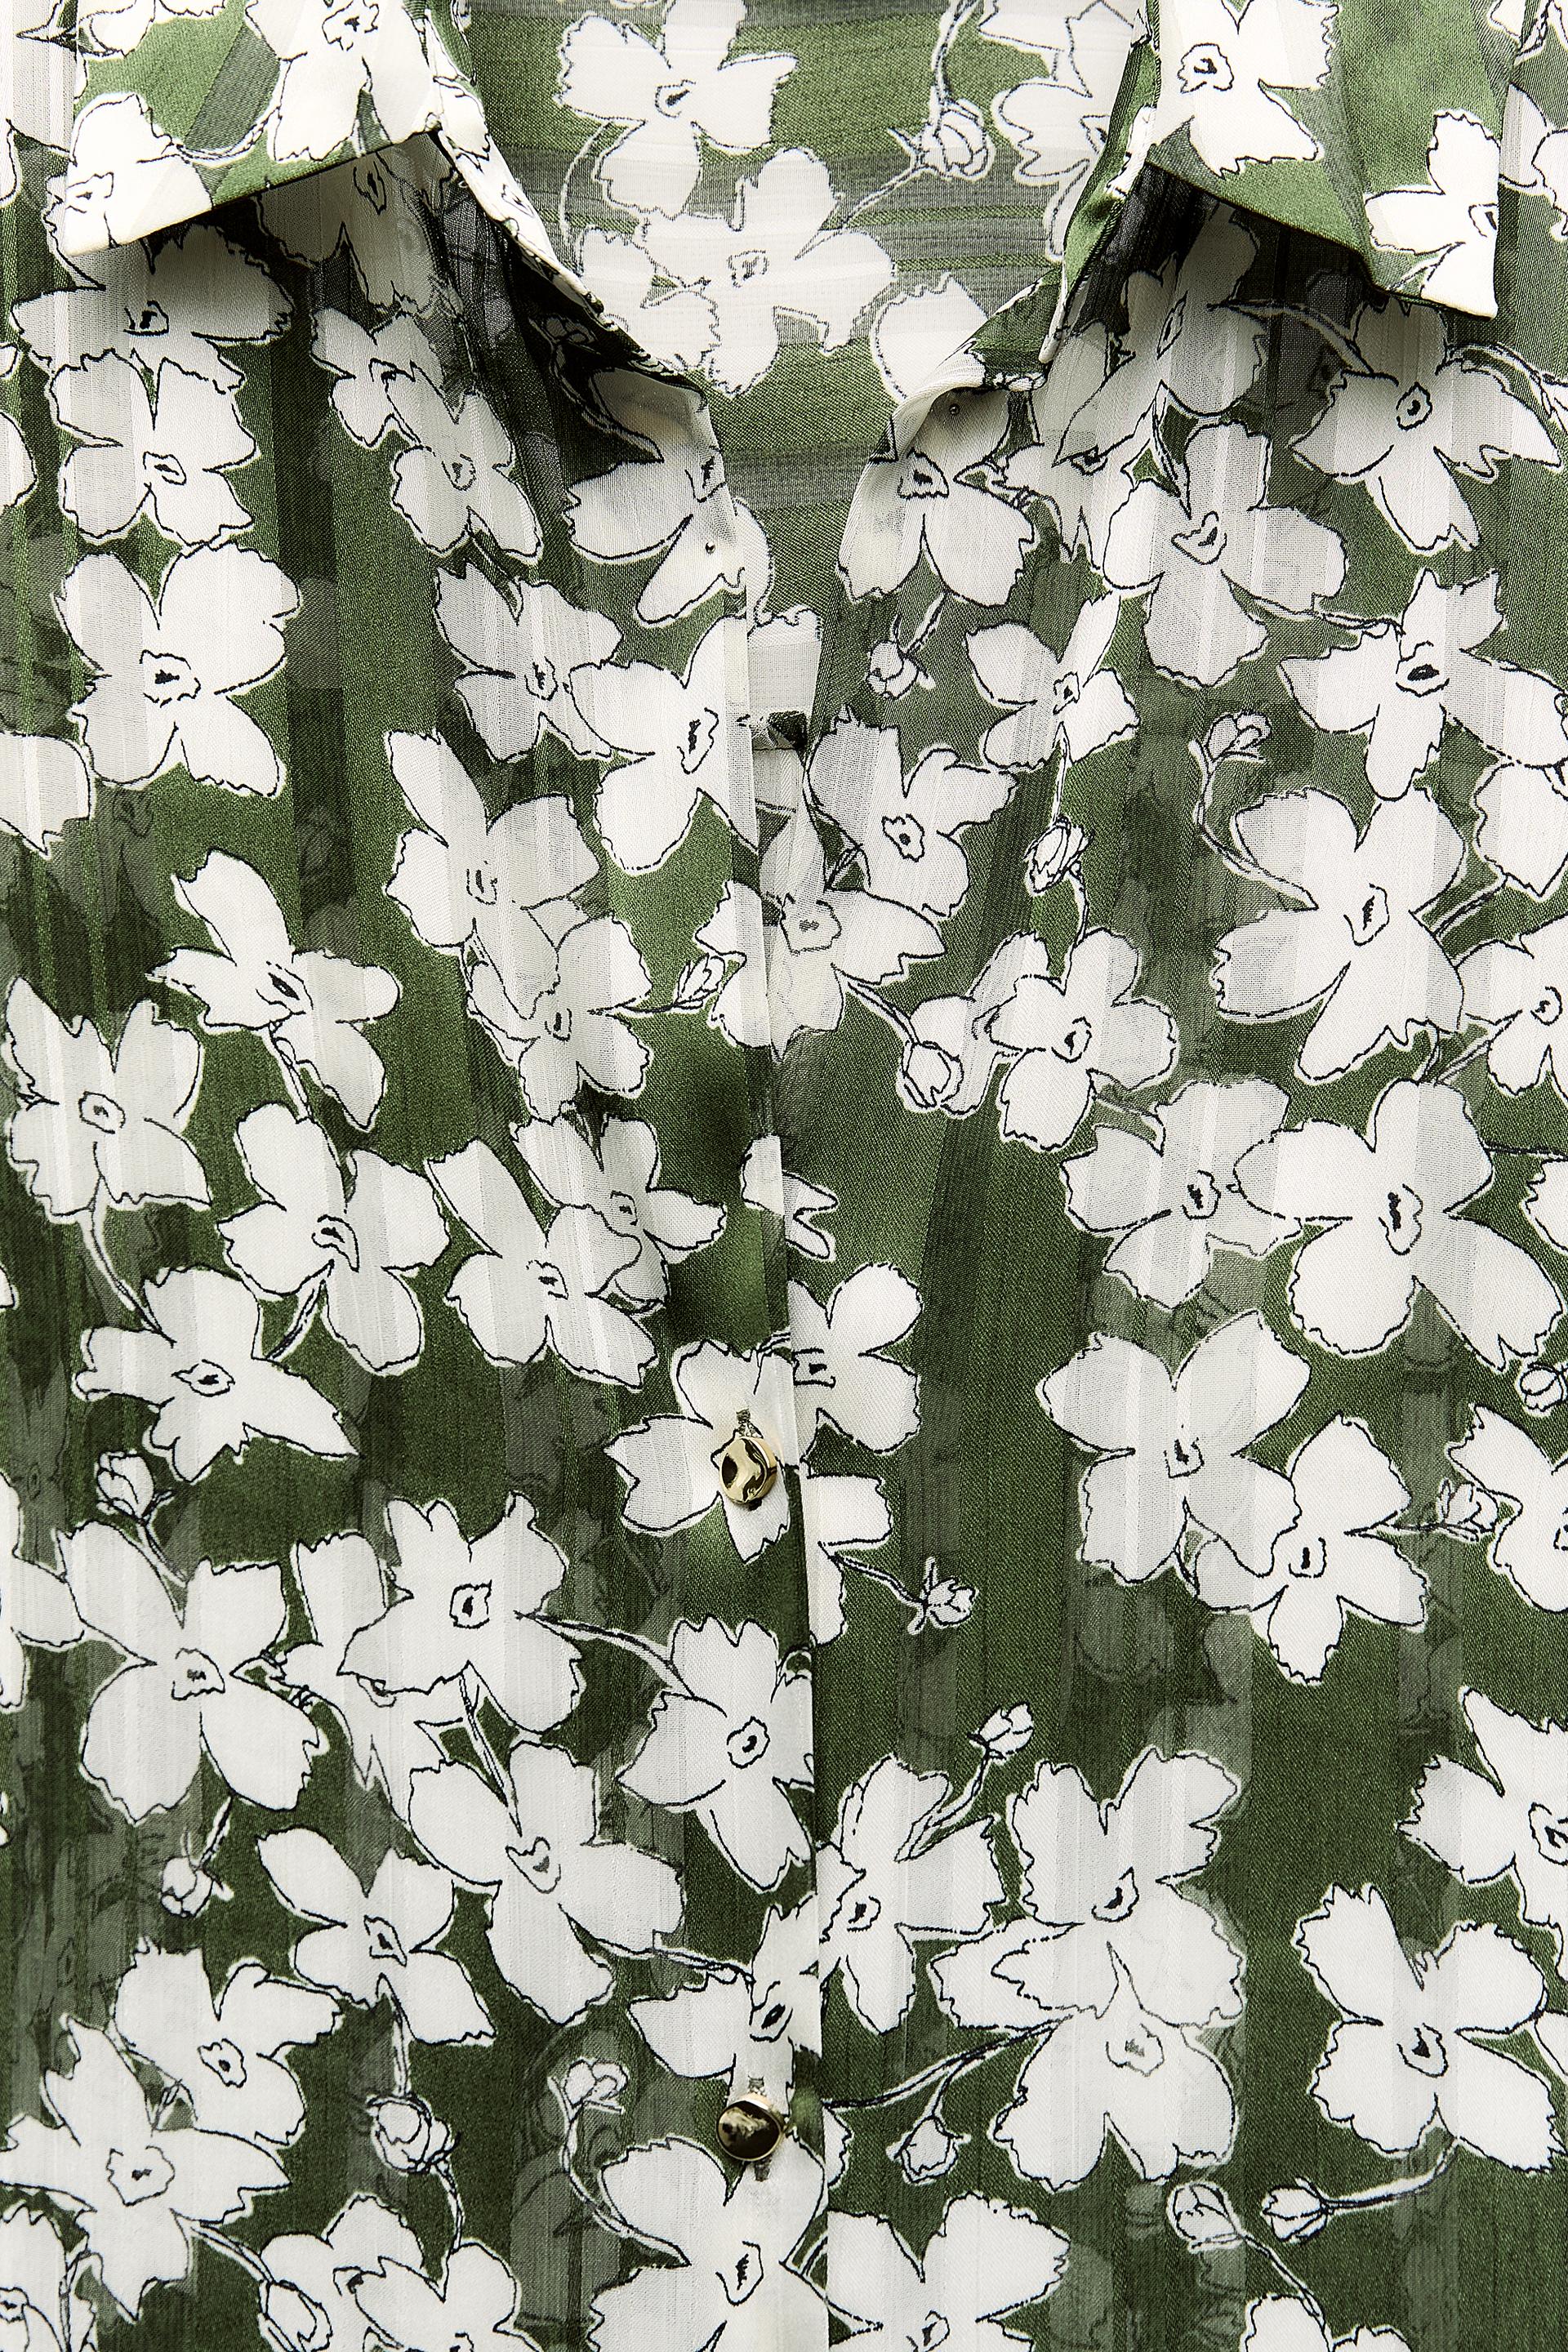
[1459,915,1568,1098]
[1293,297,1558,552]
[1188,1416,1423,1681]
[377,368,541,560]
[741,1134,835,1258]
[630,1896,817,2100]
[16,226,292,394]
[1529,1157,1568,1256]
[1102,421,1346,688]
[158,851,399,1128]
[1040,1311,1308,1583]
[642,149,895,395]
[559,2,793,218]
[385,731,598,1007]
[220,1107,447,1376]
[791,1263,920,1454]
[1285,572,1568,798]
[434,565,618,764]
[572,621,748,871]
[278,1532,459,1811]
[78,0,225,57]
[0,409,34,525]
[1062,1078,1290,1308]
[0,1472,82,1712]
[989,929,1178,1152]
[893,86,995,180]
[819,1755,1003,2034]
[1405,1687,1568,1967]
[3,982,207,1223]
[619,1617,811,1890]
[51,358,255,548]
[979,0,1144,50]
[969,595,1138,772]
[1244,2300,1414,2352]
[261,149,439,313]
[76,1267,352,1482]
[934,1748,1241,2045]
[763,801,943,1054]
[566,369,770,626]
[799,1467,893,1644]
[841,388,1034,607]
[247,0,439,164]
[60,1527,325,1819]
[590,2136,822,2352]
[112,1945,336,2147]
[408,1742,681,2022]
[894,932,1054,1120]
[608,1338,798,1561]
[1445,1407,1568,1611]
[1503,83,1568,237]
[513,1114,724,1307]
[258,1827,492,2045]
[868,277,987,405]
[574,228,718,374]
[1366,111,1503,316]
[424,25,563,272]
[5,1,74,207]
[1473,760,1568,899]
[351,2241,539,2352]
[49,94,211,257]
[312,308,440,449]
[1234,1080,1564,1369]
[991,0,1141,255]
[1007,324,1137,564]
[466,916,653,1116]
[0,2207,81,2352]
[1295,1886,1557,2168]
[828,2198,1068,2352]
[991,1967,1237,2189]
[429,1138,655,1388]
[804,718,1012,918]
[341,1494,581,1734]
[0,733,94,858]
[0,2025,284,2317]
[1213,787,1465,1080]
[1137,0,1333,176]
[260,2199,425,2352]
[60,547,297,797]
[1057,208,1263,465]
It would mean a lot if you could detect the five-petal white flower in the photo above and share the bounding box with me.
[60,547,297,797]
[559,2,793,216]
[1236,1080,1563,1369]
[1296,1885,1557,2168]
[220,1106,447,1374]
[60,1526,325,1818]
[1039,1310,1309,1583]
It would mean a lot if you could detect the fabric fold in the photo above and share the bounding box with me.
[1091,0,1530,317]
[56,0,583,299]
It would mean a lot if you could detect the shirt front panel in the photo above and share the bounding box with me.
[5,8,1568,2352]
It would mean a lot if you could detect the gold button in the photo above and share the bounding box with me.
[717,2094,787,2163]
[715,1419,780,1509]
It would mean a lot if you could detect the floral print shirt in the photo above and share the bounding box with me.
[2,3,1567,2352]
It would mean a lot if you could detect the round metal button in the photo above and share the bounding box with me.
[717,2094,787,2164]
[715,1420,780,1510]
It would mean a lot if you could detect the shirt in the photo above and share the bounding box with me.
[1,2,1567,2350]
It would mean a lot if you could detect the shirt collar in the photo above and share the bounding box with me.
[1096,0,1528,318]
[51,0,1526,323]
[51,0,587,300]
